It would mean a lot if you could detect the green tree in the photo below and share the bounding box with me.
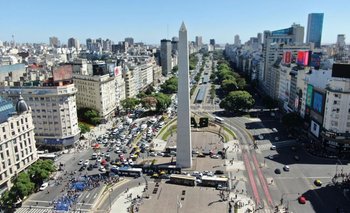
[220,91,255,112]
[160,77,178,94]
[79,122,91,134]
[222,79,238,93]
[137,91,147,99]
[210,73,216,81]
[145,85,155,95]
[236,77,247,90]
[12,172,35,199]
[121,98,139,111]
[78,108,101,125]
[171,65,178,74]
[154,93,171,112]
[28,160,56,187]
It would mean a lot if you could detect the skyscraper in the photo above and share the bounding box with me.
[210,39,215,46]
[306,13,324,48]
[195,36,203,47]
[124,37,134,46]
[234,35,241,46]
[49,36,60,48]
[68,37,80,49]
[177,22,192,168]
[160,39,172,76]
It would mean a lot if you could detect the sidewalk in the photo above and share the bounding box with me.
[109,184,145,213]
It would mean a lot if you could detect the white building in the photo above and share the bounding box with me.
[0,83,80,149]
[73,73,116,121]
[0,96,38,193]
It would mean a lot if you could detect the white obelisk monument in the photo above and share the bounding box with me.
[176,22,192,168]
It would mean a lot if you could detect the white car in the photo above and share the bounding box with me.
[39,182,49,191]
[211,155,220,159]
[258,135,264,140]
[270,145,277,150]
[97,157,102,162]
[268,155,274,160]
[84,160,89,166]
[149,152,156,157]
[283,165,290,171]
[78,160,83,165]
[99,166,106,172]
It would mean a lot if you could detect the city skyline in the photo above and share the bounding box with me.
[1,0,349,45]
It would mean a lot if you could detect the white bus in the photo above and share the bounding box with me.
[215,117,224,124]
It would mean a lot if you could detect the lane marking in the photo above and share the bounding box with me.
[243,151,261,206]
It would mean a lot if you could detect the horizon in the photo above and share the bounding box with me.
[1,0,350,45]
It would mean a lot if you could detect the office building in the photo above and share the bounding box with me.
[195,36,203,48]
[210,39,215,46]
[160,39,172,76]
[0,95,38,194]
[234,35,241,46]
[49,36,60,48]
[68,37,80,49]
[171,37,179,54]
[306,13,324,48]
[177,22,192,168]
[337,34,346,47]
[124,37,134,46]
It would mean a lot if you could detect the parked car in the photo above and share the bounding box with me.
[268,155,274,160]
[298,196,306,204]
[78,159,83,165]
[314,179,322,186]
[39,182,49,191]
[283,165,290,172]
[99,166,106,172]
[270,145,276,150]
[274,168,281,174]
[215,170,224,175]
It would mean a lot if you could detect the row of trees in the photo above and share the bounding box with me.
[215,61,246,94]
[160,77,178,94]
[0,160,56,209]
[189,53,198,70]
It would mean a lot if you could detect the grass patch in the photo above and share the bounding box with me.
[158,119,176,137]
[223,125,236,140]
[162,125,177,140]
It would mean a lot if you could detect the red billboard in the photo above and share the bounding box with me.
[297,51,309,66]
[53,65,73,81]
[283,51,292,64]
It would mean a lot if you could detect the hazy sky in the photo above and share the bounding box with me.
[1,0,349,45]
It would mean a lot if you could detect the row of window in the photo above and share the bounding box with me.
[0,154,36,181]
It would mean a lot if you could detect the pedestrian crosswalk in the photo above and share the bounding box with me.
[15,206,90,213]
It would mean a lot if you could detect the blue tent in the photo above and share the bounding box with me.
[72,182,86,191]
[55,201,69,211]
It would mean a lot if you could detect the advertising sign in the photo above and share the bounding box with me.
[310,53,321,69]
[310,120,320,138]
[283,51,292,64]
[306,84,313,107]
[312,91,323,114]
[297,51,309,66]
[53,65,73,81]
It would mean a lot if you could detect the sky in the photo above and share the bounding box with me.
[1,0,350,45]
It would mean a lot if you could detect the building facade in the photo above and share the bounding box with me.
[73,74,116,121]
[0,96,38,194]
[306,13,324,48]
[160,39,172,76]
[0,84,80,149]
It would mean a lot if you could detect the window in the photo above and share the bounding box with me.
[334,101,338,105]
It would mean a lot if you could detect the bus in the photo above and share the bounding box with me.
[200,176,228,188]
[214,117,224,124]
[169,174,196,186]
[38,153,57,161]
[117,167,142,177]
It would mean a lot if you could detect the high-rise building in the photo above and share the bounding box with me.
[257,33,262,45]
[171,37,179,54]
[124,37,134,46]
[195,36,203,48]
[177,22,192,168]
[234,35,241,46]
[49,36,60,48]
[337,34,346,47]
[68,37,80,49]
[306,13,324,48]
[160,39,172,76]
[210,39,215,46]
[86,38,94,51]
[0,96,38,193]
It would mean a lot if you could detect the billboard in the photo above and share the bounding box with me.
[312,91,323,114]
[53,65,73,81]
[310,53,321,69]
[306,84,313,107]
[310,120,320,138]
[297,51,309,66]
[92,64,108,76]
[332,64,350,78]
[283,51,292,64]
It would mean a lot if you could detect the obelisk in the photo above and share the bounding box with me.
[176,22,192,168]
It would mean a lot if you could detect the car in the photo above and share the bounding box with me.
[268,155,274,160]
[274,168,281,174]
[84,160,89,166]
[78,159,83,165]
[163,153,171,157]
[149,152,156,157]
[39,182,49,191]
[105,153,110,158]
[258,135,264,140]
[283,165,290,172]
[298,196,306,204]
[197,153,206,158]
[93,163,99,168]
[87,164,94,171]
[211,155,220,159]
[270,145,276,150]
[215,170,224,175]
[79,166,86,171]
[97,157,102,162]
[157,152,165,157]
[192,150,199,154]
[99,166,106,172]
[314,179,322,186]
